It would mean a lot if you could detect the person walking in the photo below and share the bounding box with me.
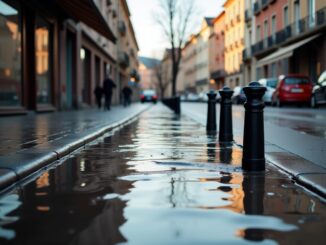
[103,74,116,110]
[122,85,133,107]
[94,85,103,109]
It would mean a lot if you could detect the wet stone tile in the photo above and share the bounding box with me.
[0,105,325,245]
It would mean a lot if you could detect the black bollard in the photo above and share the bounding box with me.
[174,96,181,114]
[206,90,217,132]
[218,87,234,143]
[242,82,266,171]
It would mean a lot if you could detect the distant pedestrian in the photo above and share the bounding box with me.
[94,85,103,109]
[103,74,116,110]
[122,85,133,107]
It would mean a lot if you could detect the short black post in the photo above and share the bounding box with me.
[242,82,266,171]
[174,96,181,114]
[218,87,234,143]
[206,90,217,132]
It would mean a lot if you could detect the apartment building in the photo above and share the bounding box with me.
[245,0,325,82]
[195,18,214,93]
[116,0,140,102]
[0,0,139,115]
[209,11,226,90]
[138,57,160,90]
[224,0,245,88]
[180,35,197,94]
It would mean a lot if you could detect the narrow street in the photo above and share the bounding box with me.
[0,105,325,244]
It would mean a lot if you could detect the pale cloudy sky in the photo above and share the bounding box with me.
[127,0,224,58]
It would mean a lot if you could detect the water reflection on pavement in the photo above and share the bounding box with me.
[0,106,325,244]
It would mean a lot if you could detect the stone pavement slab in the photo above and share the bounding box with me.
[0,103,150,191]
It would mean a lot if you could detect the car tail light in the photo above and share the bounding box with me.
[152,95,157,100]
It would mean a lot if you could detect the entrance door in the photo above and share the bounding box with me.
[66,32,74,109]
[81,47,91,104]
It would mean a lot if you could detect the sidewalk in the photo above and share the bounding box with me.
[0,104,324,244]
[0,103,151,191]
[181,103,326,198]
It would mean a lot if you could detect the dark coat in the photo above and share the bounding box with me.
[122,86,133,97]
[103,78,116,95]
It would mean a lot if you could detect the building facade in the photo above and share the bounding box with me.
[0,0,139,115]
[224,0,245,88]
[209,11,226,90]
[138,56,160,91]
[181,35,197,94]
[195,18,214,93]
[244,0,325,83]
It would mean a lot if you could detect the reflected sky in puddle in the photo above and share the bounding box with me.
[0,106,325,244]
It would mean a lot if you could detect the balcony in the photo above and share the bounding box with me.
[130,68,140,81]
[245,9,252,22]
[118,21,126,36]
[118,52,129,69]
[243,49,252,61]
[262,0,268,10]
[251,7,325,56]
[274,25,291,44]
[267,36,275,47]
[254,1,261,16]
[210,69,226,80]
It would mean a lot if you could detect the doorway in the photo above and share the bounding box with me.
[65,31,76,109]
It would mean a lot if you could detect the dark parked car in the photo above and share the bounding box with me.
[140,89,157,103]
[232,86,246,104]
[311,70,326,108]
[272,74,313,107]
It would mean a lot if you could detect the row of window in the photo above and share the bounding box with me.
[225,1,244,24]
[255,0,316,42]
[0,0,52,106]
[225,52,242,73]
[225,26,244,45]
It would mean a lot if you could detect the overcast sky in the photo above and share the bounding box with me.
[127,0,224,59]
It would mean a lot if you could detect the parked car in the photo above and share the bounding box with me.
[186,93,200,102]
[198,90,221,102]
[232,86,246,104]
[258,78,277,104]
[311,70,326,108]
[272,74,313,107]
[140,89,157,103]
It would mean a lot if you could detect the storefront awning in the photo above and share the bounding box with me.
[256,34,320,67]
[56,0,116,43]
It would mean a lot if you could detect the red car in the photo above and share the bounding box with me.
[272,74,313,107]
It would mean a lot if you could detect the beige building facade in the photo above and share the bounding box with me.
[209,11,226,90]
[224,0,245,88]
[180,35,197,94]
[195,18,214,93]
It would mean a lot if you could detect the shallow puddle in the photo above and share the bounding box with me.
[0,106,325,244]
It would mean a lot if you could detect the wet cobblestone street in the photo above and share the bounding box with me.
[0,105,325,245]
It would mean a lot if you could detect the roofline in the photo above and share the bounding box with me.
[223,0,232,7]
[213,11,225,24]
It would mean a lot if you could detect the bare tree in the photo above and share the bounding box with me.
[153,62,169,99]
[154,0,195,96]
